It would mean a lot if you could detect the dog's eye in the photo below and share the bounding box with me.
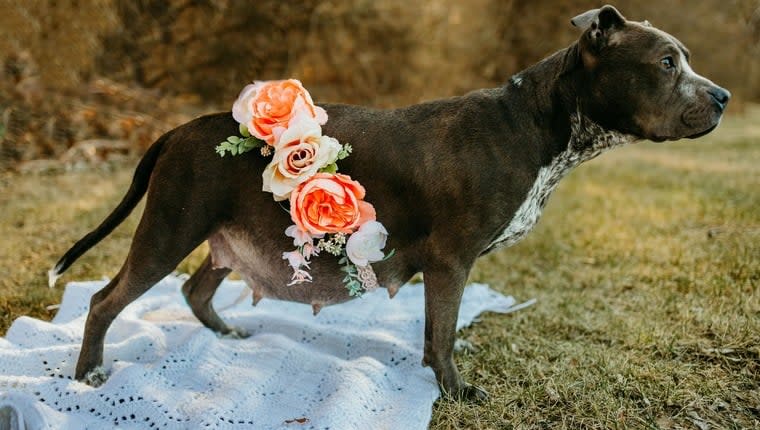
[660,56,675,70]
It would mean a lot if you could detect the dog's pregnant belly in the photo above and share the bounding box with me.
[207,229,357,308]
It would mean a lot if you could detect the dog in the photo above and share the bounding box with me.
[49,5,729,400]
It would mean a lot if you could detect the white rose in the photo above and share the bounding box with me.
[261,112,341,201]
[345,221,389,267]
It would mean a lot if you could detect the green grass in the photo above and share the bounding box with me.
[2,108,759,429]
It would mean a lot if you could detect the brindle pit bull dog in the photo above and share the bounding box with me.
[49,5,729,400]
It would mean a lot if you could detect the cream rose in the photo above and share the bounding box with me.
[262,113,341,201]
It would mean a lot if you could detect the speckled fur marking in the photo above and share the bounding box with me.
[510,75,524,88]
[486,113,636,252]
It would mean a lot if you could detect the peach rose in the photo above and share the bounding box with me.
[262,112,341,201]
[231,79,327,146]
[290,173,377,235]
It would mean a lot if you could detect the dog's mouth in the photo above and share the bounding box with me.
[650,121,720,142]
[685,123,719,139]
[680,107,723,140]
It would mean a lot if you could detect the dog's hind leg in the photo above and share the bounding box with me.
[74,212,209,384]
[181,255,249,338]
[75,259,179,384]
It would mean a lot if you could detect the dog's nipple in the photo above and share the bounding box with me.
[312,302,323,316]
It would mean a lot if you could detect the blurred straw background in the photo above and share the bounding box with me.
[0,0,758,169]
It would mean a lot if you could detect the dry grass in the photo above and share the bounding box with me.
[1,107,759,428]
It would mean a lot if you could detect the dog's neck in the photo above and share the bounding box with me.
[503,42,636,162]
[548,43,639,167]
[484,45,636,253]
[568,109,637,161]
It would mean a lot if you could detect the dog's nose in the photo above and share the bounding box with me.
[708,86,731,110]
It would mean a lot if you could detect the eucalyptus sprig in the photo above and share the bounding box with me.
[339,254,364,297]
[215,124,266,157]
[338,247,395,297]
[337,143,352,160]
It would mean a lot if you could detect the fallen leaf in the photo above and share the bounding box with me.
[284,417,310,425]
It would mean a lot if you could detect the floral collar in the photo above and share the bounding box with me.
[216,79,392,296]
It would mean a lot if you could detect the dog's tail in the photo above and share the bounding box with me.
[47,132,169,288]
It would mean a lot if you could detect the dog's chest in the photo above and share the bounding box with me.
[485,115,634,253]
[486,158,571,251]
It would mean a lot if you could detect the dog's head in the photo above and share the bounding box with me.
[571,5,729,142]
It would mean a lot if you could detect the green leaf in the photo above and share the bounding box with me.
[239,123,251,137]
[216,133,265,158]
[319,163,338,174]
[381,248,396,262]
[337,143,353,160]
[216,141,237,157]
[345,277,364,297]
[247,137,265,149]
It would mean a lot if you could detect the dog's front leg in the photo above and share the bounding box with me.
[422,267,488,401]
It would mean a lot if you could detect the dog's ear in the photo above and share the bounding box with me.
[571,5,626,31]
[570,8,600,30]
[571,5,626,52]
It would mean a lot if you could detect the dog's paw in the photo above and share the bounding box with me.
[443,383,490,403]
[453,338,479,354]
[460,384,489,402]
[83,366,109,387]
[218,327,251,340]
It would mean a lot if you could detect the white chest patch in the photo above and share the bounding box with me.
[486,114,635,252]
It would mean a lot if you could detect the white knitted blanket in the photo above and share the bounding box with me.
[0,275,532,430]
